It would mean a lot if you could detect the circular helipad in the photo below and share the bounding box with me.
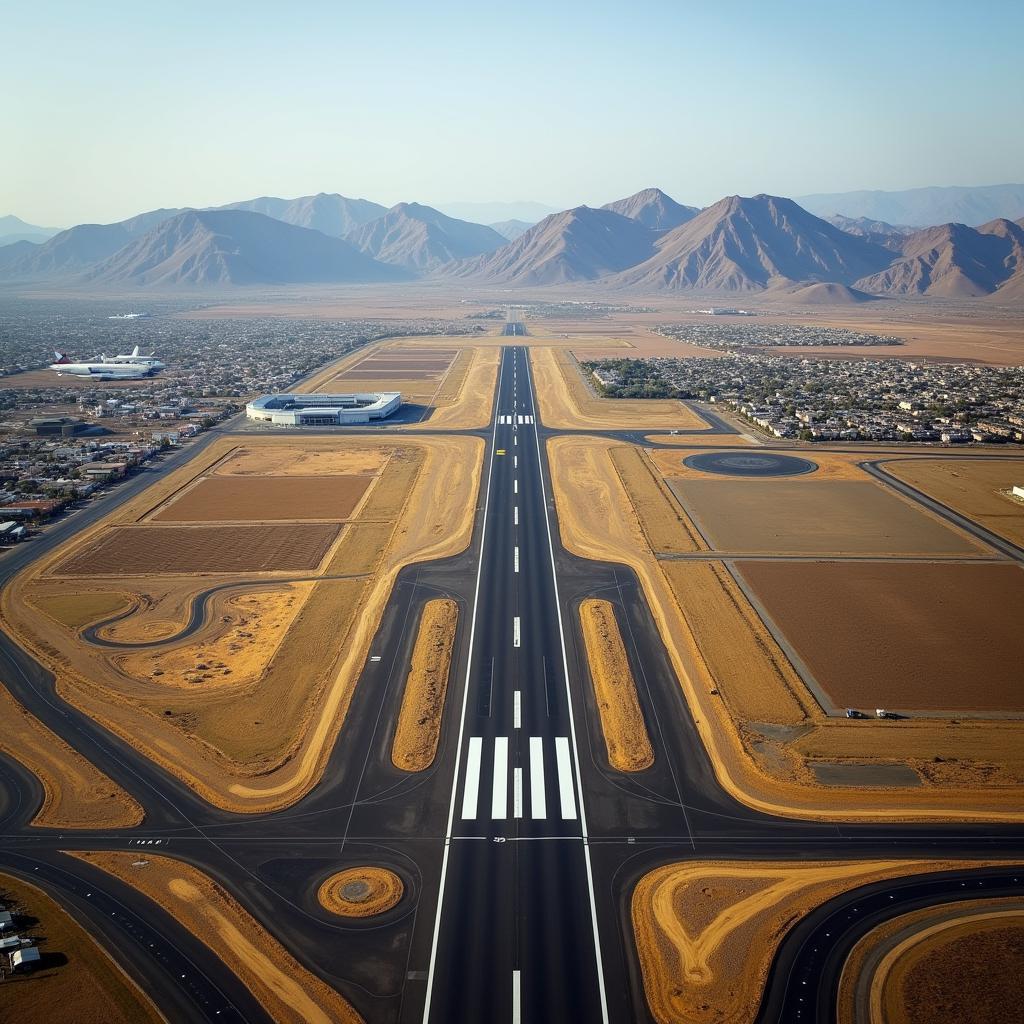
[683,452,818,477]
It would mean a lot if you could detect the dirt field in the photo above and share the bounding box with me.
[57,524,341,575]
[885,457,1024,548]
[0,871,162,1024]
[667,479,983,555]
[216,445,391,476]
[30,590,134,630]
[578,599,654,772]
[392,599,459,772]
[737,561,1024,712]
[151,474,374,522]
[547,434,1024,820]
[0,684,143,828]
[631,858,992,1024]
[837,899,1024,1024]
[318,867,403,918]
[74,852,362,1024]
[530,346,709,430]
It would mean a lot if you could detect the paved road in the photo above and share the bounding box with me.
[0,342,1022,1023]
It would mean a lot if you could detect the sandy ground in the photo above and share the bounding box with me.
[318,867,403,918]
[631,858,996,1024]
[215,445,391,476]
[530,347,708,430]
[837,899,1024,1024]
[73,852,361,1024]
[3,435,483,813]
[668,479,984,555]
[29,590,135,630]
[0,871,162,1023]
[391,599,458,772]
[884,457,1024,548]
[578,599,654,772]
[547,434,1024,820]
[736,561,1024,712]
[0,684,143,828]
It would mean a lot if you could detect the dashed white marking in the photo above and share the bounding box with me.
[492,737,508,819]
[461,737,483,819]
[370,655,381,662]
[512,970,521,1023]
[513,546,519,573]
[513,616,520,647]
[513,506,519,525]
[513,435,518,446]
[513,690,521,728]
[513,766,523,819]
[513,478,518,494]
[514,455,518,469]
[555,737,577,820]
[530,737,546,819]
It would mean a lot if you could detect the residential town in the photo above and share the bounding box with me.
[658,321,903,350]
[586,351,1024,443]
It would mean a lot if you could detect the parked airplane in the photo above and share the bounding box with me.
[49,347,164,380]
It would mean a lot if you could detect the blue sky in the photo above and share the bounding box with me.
[4,0,1023,225]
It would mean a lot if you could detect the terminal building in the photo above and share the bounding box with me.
[246,392,401,426]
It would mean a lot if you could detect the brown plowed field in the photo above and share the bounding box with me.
[152,475,373,522]
[216,446,390,476]
[58,524,340,575]
[736,561,1024,712]
[668,479,983,555]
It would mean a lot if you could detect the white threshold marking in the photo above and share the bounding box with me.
[513,690,521,729]
[555,737,577,820]
[530,737,546,819]
[512,970,521,1024]
[513,766,523,819]
[513,506,519,525]
[513,545,519,573]
[492,737,508,819]
[461,737,483,819]
[513,616,521,647]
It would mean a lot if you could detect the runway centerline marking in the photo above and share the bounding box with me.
[555,737,577,820]
[514,478,518,494]
[514,506,519,525]
[461,737,483,820]
[513,616,521,647]
[513,767,523,819]
[530,737,546,819]
[514,546,519,573]
[512,970,521,1023]
[513,690,521,729]
[492,737,509,820]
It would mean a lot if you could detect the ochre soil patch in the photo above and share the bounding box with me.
[668,479,983,555]
[644,433,757,447]
[111,584,313,691]
[579,600,654,771]
[30,591,134,630]
[736,561,1024,712]
[0,871,161,1024]
[216,445,390,476]
[151,474,374,522]
[57,524,340,575]
[0,685,143,828]
[73,853,361,1024]
[651,446,869,482]
[631,858,996,1024]
[318,867,403,918]
[392,598,458,772]
[885,457,1024,548]
[837,899,1024,1024]
[609,447,706,553]
[530,347,708,430]
[548,435,1024,820]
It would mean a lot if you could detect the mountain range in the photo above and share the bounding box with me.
[2,187,1024,300]
[0,214,63,248]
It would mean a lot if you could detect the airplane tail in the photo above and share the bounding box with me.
[131,345,140,357]
[52,351,71,364]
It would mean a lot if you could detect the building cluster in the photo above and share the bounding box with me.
[658,322,902,349]
[0,901,42,974]
[585,353,1024,444]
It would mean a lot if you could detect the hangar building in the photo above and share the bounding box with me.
[246,392,401,426]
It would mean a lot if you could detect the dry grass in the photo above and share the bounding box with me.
[56,524,340,575]
[151,475,374,522]
[73,852,362,1024]
[579,600,654,771]
[736,561,1024,712]
[668,479,983,555]
[885,457,1024,548]
[547,434,1024,820]
[0,872,161,1024]
[0,685,143,828]
[609,447,706,553]
[30,591,134,630]
[632,859,996,1024]
[530,347,708,430]
[318,867,403,918]
[392,599,458,772]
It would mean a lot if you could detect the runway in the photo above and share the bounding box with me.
[0,341,1021,1022]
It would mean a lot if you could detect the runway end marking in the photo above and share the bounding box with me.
[461,737,483,819]
[555,737,577,820]
[530,737,546,819]
[492,737,509,820]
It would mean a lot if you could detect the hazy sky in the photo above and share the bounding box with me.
[4,0,1024,226]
